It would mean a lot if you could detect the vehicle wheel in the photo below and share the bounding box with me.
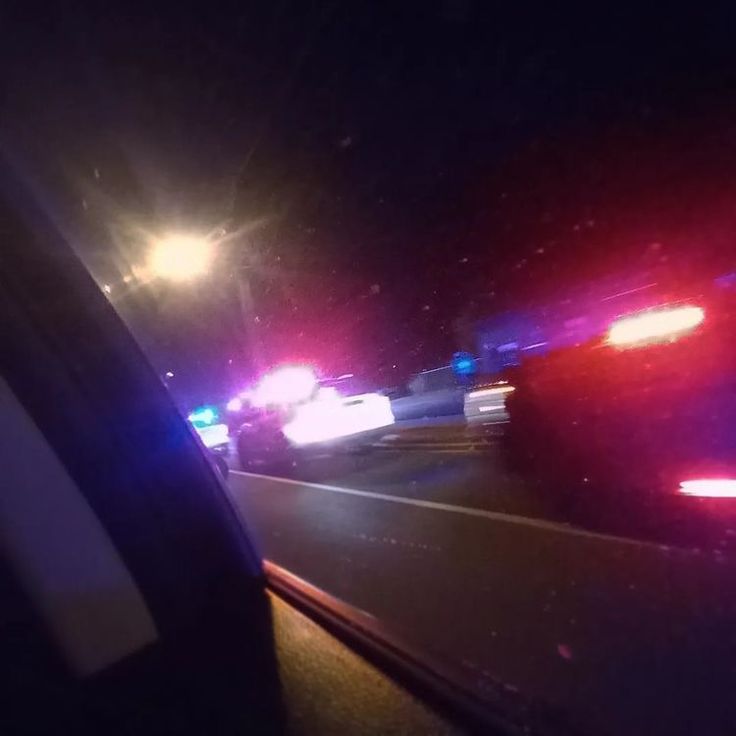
[237,441,258,472]
[237,433,296,476]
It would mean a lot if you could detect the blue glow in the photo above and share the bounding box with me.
[452,351,477,377]
[188,405,218,427]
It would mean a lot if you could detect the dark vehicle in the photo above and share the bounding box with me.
[237,404,296,472]
[505,280,736,504]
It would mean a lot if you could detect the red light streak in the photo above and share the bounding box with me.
[678,479,736,498]
[607,306,704,347]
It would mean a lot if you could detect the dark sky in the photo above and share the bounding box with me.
[2,3,736,402]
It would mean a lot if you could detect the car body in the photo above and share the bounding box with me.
[504,282,736,501]
[463,382,514,422]
[188,407,230,479]
[201,428,230,479]
[237,385,394,471]
[237,406,294,470]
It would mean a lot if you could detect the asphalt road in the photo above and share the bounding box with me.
[226,421,736,736]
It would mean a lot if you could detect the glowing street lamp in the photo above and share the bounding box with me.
[148,233,213,281]
[146,228,264,372]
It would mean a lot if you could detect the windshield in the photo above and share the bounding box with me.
[7,5,736,734]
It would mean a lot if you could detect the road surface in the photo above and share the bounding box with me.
[226,420,736,736]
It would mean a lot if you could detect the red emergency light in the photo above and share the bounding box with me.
[678,479,736,498]
[607,305,704,347]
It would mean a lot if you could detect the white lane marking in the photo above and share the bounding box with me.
[229,470,667,550]
[374,440,491,447]
[370,438,495,452]
[371,442,484,452]
[371,448,484,455]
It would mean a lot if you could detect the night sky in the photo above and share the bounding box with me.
[3,3,736,403]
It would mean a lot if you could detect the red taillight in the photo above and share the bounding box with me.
[607,306,704,347]
[678,479,736,498]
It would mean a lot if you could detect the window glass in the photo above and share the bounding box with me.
[6,6,736,733]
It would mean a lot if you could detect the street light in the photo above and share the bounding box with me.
[148,233,213,281]
[146,228,264,371]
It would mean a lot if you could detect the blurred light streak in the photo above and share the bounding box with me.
[467,386,515,399]
[607,306,704,347]
[679,479,736,498]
